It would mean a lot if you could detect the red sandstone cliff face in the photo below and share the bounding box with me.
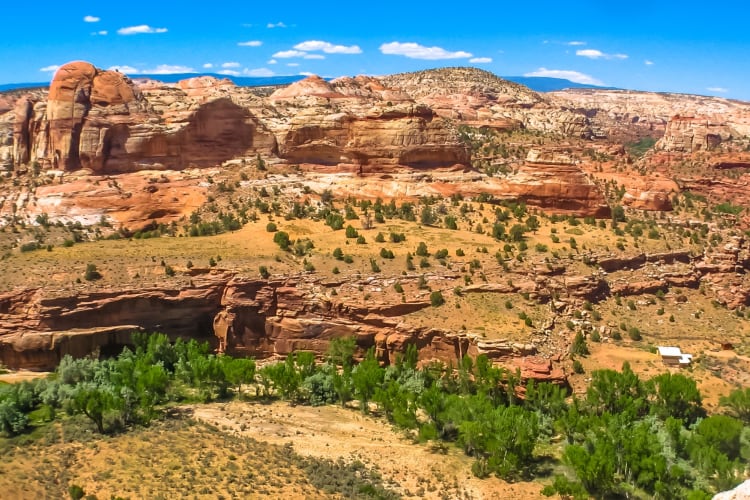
[501,148,611,217]
[0,274,562,385]
[268,76,470,168]
[10,62,278,173]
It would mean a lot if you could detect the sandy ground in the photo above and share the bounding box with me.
[0,370,50,384]
[192,400,546,499]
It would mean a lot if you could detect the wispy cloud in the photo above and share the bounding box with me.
[244,68,275,77]
[203,63,213,69]
[287,63,300,67]
[380,42,472,60]
[567,41,586,46]
[91,30,108,36]
[272,49,306,58]
[83,15,100,23]
[108,65,139,74]
[707,87,728,93]
[576,49,627,60]
[299,72,315,77]
[221,62,241,68]
[267,22,286,28]
[39,65,60,72]
[144,64,194,74]
[272,50,324,60]
[524,67,604,86]
[117,25,168,35]
[645,60,654,66]
[238,40,262,47]
[267,59,277,65]
[294,40,362,54]
[469,57,492,64]
[215,67,276,77]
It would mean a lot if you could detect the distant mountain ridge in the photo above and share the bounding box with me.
[0,73,614,94]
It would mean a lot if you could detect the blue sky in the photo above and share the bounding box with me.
[2,0,748,100]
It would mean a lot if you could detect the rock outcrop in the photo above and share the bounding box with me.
[383,67,593,137]
[500,148,610,216]
[658,115,736,152]
[9,62,278,173]
[0,274,565,386]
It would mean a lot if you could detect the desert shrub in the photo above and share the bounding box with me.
[84,263,101,281]
[571,332,590,356]
[380,248,395,259]
[429,291,445,307]
[273,231,291,250]
[628,327,642,341]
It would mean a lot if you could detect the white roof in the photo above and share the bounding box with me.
[658,346,683,357]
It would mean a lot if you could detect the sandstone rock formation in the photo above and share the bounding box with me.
[657,115,736,152]
[383,67,593,137]
[8,62,277,174]
[502,148,610,216]
[0,273,566,385]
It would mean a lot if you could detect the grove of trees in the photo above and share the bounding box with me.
[0,333,747,499]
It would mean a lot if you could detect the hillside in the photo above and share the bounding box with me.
[0,60,749,393]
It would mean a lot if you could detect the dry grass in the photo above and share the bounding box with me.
[0,413,378,499]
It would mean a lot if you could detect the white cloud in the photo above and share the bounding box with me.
[380,41,472,60]
[95,30,108,35]
[238,40,262,47]
[83,15,100,23]
[707,87,729,93]
[267,22,286,28]
[267,59,277,65]
[294,40,362,54]
[287,63,299,67]
[272,49,307,58]
[469,57,492,64]
[144,64,194,74]
[645,60,654,66]
[243,68,275,77]
[221,62,241,68]
[39,65,60,72]
[117,25,168,35]
[108,65,139,74]
[299,72,315,76]
[567,41,586,46]
[524,68,604,86]
[304,54,325,60]
[576,49,627,60]
[218,70,241,76]
[203,63,213,69]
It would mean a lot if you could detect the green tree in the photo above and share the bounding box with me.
[352,349,384,413]
[429,290,445,307]
[720,387,750,423]
[509,224,527,242]
[586,363,645,418]
[70,382,119,433]
[646,372,704,425]
[273,231,291,250]
[222,357,256,397]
